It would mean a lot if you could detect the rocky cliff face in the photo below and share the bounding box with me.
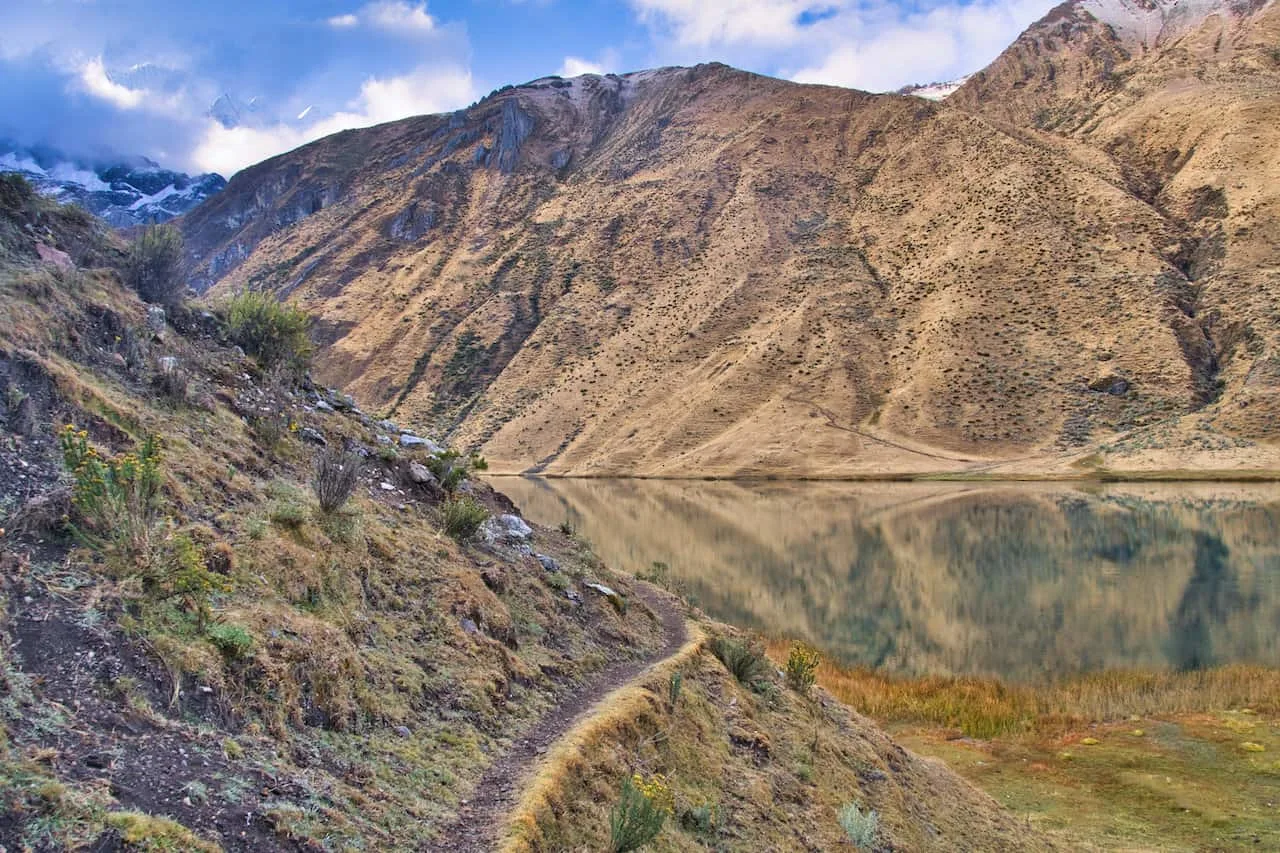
[177,2,1280,477]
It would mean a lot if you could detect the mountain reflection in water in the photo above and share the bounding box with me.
[491,478,1280,683]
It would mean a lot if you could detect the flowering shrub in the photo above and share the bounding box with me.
[609,773,673,852]
[785,642,821,694]
[59,425,163,560]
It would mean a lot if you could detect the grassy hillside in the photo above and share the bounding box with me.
[0,178,1054,850]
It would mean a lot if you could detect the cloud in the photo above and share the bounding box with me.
[77,57,146,109]
[630,0,812,46]
[328,2,437,35]
[189,64,475,175]
[630,0,1056,92]
[368,1,436,32]
[558,56,607,76]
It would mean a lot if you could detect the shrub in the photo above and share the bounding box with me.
[669,671,683,706]
[426,449,472,493]
[710,636,771,693]
[58,426,163,559]
[785,642,821,694]
[609,774,672,853]
[313,447,361,514]
[267,481,308,528]
[838,801,879,849]
[208,623,254,659]
[442,495,489,541]
[225,290,313,373]
[156,531,232,631]
[123,224,186,306]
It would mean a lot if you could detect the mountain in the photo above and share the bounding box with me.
[0,143,225,228]
[177,0,1280,478]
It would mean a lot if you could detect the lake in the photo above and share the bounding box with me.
[490,477,1280,683]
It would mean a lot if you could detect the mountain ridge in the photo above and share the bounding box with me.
[177,0,1280,478]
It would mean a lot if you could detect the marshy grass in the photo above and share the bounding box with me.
[766,639,1280,738]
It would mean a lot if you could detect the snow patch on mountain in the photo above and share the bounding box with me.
[0,143,225,228]
[898,75,972,101]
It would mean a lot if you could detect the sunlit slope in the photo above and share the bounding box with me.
[181,5,1280,476]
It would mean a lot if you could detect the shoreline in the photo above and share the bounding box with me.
[484,469,1280,484]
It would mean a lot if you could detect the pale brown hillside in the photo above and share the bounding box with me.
[179,5,1280,477]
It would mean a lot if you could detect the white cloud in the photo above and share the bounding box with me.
[78,56,145,108]
[324,2,436,36]
[368,1,436,32]
[630,0,812,46]
[630,0,1056,92]
[190,64,475,175]
[558,56,607,77]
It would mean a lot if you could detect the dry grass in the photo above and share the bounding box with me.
[768,638,1280,738]
[503,629,705,853]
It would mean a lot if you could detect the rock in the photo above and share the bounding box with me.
[157,355,179,373]
[394,725,412,739]
[585,582,626,612]
[536,554,560,572]
[35,242,73,270]
[407,462,437,486]
[564,590,582,604]
[379,481,396,491]
[1088,375,1130,396]
[146,305,167,333]
[315,399,336,414]
[299,427,326,445]
[400,434,444,453]
[376,434,393,445]
[109,352,127,369]
[483,514,533,544]
[378,419,399,433]
[460,618,480,636]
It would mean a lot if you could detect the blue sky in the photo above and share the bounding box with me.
[0,0,1055,176]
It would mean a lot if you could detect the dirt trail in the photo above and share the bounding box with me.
[429,584,688,852]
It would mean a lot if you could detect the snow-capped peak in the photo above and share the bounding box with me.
[0,142,225,228]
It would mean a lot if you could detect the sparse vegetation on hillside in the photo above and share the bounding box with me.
[123,224,186,306]
[224,289,314,373]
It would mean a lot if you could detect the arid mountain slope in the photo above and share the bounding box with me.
[180,1,1280,477]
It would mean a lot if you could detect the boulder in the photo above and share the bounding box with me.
[407,462,437,486]
[299,427,326,445]
[400,434,444,453]
[536,553,560,572]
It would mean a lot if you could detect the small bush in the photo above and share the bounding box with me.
[59,426,163,560]
[426,449,472,493]
[669,671,683,706]
[442,495,489,541]
[785,642,821,694]
[679,800,720,838]
[267,481,308,529]
[208,623,254,659]
[156,531,232,631]
[312,447,361,514]
[838,801,879,849]
[123,224,186,306]
[609,774,672,853]
[711,636,771,693]
[225,290,314,374]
